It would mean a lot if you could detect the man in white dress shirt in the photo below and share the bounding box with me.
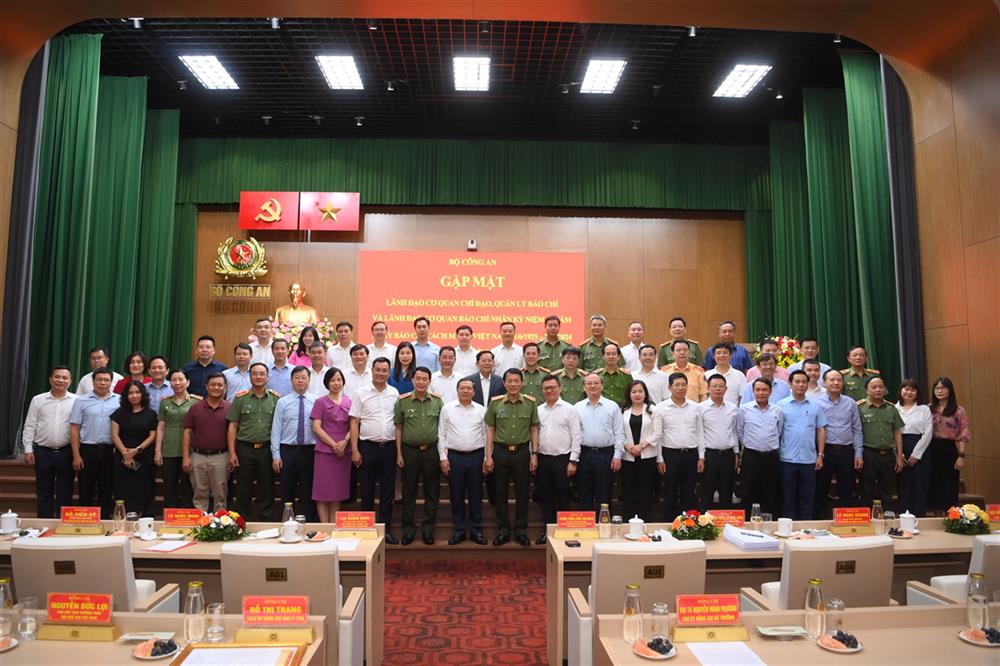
[343,344,373,401]
[491,321,524,375]
[619,321,646,374]
[22,366,77,517]
[431,346,460,403]
[366,320,396,369]
[803,359,827,398]
[654,372,701,519]
[306,342,329,397]
[437,378,488,545]
[704,343,748,406]
[75,347,123,395]
[452,325,479,377]
[633,344,669,404]
[697,374,739,512]
[534,375,582,544]
[574,373,625,516]
[327,321,356,371]
[249,317,274,366]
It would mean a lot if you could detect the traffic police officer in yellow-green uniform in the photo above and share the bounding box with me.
[227,362,280,520]
[485,368,540,546]
[579,314,624,372]
[842,344,880,402]
[595,343,632,407]
[553,347,586,404]
[656,316,703,367]
[537,315,570,371]
[520,342,549,403]
[394,367,444,545]
[857,376,904,508]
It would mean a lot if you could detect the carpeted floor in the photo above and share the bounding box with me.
[383,559,547,665]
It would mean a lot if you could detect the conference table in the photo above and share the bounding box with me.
[546,519,975,666]
[0,519,385,666]
[596,604,996,664]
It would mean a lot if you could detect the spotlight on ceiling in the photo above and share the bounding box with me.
[355,116,365,127]
[479,20,490,34]
[178,80,187,91]
[269,17,281,30]
[261,115,272,126]
[129,17,143,29]
[833,33,842,44]
[213,116,220,125]
[387,80,395,92]
[652,84,663,96]
[688,26,697,38]
[367,19,378,31]
[775,89,784,99]
[559,83,570,94]
[631,120,641,131]
[310,114,323,125]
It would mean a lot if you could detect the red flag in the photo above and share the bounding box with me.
[299,191,361,231]
[238,191,299,230]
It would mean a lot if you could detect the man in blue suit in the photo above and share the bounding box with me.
[463,350,505,406]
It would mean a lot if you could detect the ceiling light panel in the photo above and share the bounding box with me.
[315,55,364,90]
[453,56,490,91]
[713,64,772,98]
[178,55,239,89]
[580,59,627,94]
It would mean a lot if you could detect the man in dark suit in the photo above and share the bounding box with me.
[463,350,505,406]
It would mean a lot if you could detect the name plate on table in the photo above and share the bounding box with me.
[709,510,745,528]
[553,511,599,539]
[333,511,377,539]
[832,507,875,535]
[672,594,748,642]
[54,506,103,535]
[38,592,119,641]
[988,504,1000,523]
[161,508,203,533]
[236,595,314,644]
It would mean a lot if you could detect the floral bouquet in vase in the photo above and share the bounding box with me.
[670,510,720,540]
[943,504,990,535]
[249,317,335,347]
[190,509,247,541]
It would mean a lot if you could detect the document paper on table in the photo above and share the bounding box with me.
[686,641,766,666]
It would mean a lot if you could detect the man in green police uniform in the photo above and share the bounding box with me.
[857,376,904,508]
[595,343,632,407]
[657,316,703,367]
[394,367,444,545]
[537,315,569,371]
[842,345,880,402]
[486,368,540,547]
[520,343,549,403]
[553,347,586,404]
[227,362,280,520]
[579,314,624,372]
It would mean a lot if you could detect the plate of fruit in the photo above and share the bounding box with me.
[958,627,1000,647]
[886,527,913,539]
[818,631,862,653]
[633,636,677,660]
[305,530,330,542]
[131,638,180,660]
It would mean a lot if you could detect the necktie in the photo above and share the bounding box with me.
[296,395,305,445]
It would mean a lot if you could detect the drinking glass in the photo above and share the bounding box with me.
[0,608,13,639]
[760,513,773,535]
[16,596,37,640]
[206,603,226,643]
[611,515,623,538]
[883,511,897,532]
[648,602,671,640]
[826,598,846,635]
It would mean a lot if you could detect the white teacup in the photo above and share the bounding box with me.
[133,516,155,536]
[281,519,301,541]
[628,515,644,538]
[776,517,793,536]
[0,510,20,534]
[899,512,919,532]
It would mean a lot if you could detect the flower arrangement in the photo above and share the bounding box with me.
[754,335,803,369]
[943,504,990,535]
[670,510,720,540]
[248,317,335,348]
[190,509,247,541]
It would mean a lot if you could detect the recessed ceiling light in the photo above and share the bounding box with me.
[580,59,626,94]
[712,64,772,98]
[453,56,490,91]
[315,55,364,90]
[688,26,697,38]
[178,55,239,90]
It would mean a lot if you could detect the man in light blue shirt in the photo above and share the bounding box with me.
[270,367,318,521]
[69,368,119,518]
[411,316,441,373]
[145,356,173,414]
[787,337,832,377]
[814,369,864,517]
[267,339,294,396]
[573,373,625,516]
[224,343,253,400]
[778,370,828,520]
[737,378,784,518]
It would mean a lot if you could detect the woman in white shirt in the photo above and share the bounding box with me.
[895,379,933,517]
[620,380,665,522]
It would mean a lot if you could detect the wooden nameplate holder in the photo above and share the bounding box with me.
[53,523,104,535]
[830,523,876,536]
[672,625,750,642]
[235,626,315,644]
[38,623,120,641]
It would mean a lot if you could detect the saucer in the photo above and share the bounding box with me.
[279,535,303,544]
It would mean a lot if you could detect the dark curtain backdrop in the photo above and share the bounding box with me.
[802,88,863,369]
[166,203,198,369]
[842,51,902,391]
[744,210,775,342]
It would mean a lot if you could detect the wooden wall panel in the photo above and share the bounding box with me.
[193,210,746,362]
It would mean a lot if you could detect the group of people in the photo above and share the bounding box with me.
[21,313,972,546]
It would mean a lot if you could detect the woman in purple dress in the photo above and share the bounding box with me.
[311,367,352,522]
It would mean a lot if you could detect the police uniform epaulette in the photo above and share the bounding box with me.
[868,368,880,374]
[400,391,412,399]
[235,390,250,397]
[538,365,551,373]
[605,337,619,345]
[490,395,505,401]
[428,391,442,398]
[552,369,566,377]
[582,337,595,345]
[268,389,281,397]
[192,394,203,400]
[523,395,537,401]
[856,398,866,405]
[689,338,700,345]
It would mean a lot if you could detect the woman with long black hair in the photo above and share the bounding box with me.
[927,377,971,511]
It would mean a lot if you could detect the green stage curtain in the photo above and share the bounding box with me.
[81,77,147,364]
[134,110,180,357]
[30,34,102,392]
[769,121,815,338]
[177,138,771,211]
[802,89,863,368]
[166,204,198,369]
[744,210,775,341]
[842,52,901,389]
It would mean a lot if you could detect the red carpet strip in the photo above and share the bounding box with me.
[383,559,547,665]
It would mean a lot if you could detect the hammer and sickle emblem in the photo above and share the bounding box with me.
[255,197,282,223]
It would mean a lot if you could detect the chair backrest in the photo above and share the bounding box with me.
[220,542,341,621]
[590,540,707,614]
[778,536,894,609]
[969,535,1000,596]
[11,536,138,611]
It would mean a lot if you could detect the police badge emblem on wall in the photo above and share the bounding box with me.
[214,236,268,280]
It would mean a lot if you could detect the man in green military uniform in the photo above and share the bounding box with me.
[537,315,569,371]
[485,368,540,547]
[227,363,279,520]
[553,347,586,404]
[842,344,880,401]
[579,314,624,372]
[857,376,904,509]
[596,343,632,407]
[520,342,549,402]
[657,316,703,367]
[394,367,444,545]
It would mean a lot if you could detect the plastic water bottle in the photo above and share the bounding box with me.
[598,504,611,539]
[871,500,884,535]
[623,583,643,645]
[804,578,826,639]
[112,500,126,533]
[183,581,206,644]
[966,573,989,630]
